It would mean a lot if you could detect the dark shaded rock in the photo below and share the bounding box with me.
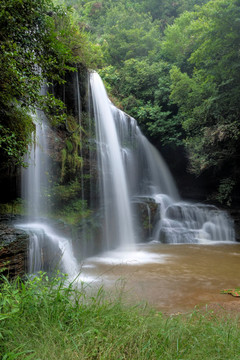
[229,209,240,242]
[133,198,158,240]
[0,223,29,278]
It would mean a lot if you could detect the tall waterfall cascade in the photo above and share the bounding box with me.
[90,72,136,250]
[89,72,235,246]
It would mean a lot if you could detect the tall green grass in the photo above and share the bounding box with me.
[0,273,239,359]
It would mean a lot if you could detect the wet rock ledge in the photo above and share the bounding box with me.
[0,217,29,278]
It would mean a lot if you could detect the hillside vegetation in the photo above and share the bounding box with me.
[1,0,239,204]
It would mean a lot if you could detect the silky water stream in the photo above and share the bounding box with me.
[17,110,79,277]
[17,72,238,312]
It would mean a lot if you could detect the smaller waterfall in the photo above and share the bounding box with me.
[18,110,79,276]
[21,112,49,217]
[74,72,85,203]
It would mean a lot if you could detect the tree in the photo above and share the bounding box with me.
[165,0,240,202]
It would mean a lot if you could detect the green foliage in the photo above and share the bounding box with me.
[164,0,240,202]
[101,7,161,65]
[50,181,91,224]
[129,0,209,26]
[0,199,24,215]
[0,274,240,359]
[162,11,198,69]
[58,199,91,225]
[52,180,82,203]
[100,59,183,146]
[0,0,102,169]
[216,178,236,207]
[0,107,34,168]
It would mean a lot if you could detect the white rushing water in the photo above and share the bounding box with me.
[89,72,235,249]
[16,222,78,277]
[21,112,49,217]
[90,72,136,250]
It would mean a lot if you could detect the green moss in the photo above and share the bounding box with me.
[59,115,85,183]
[65,139,73,152]
[56,200,91,225]
[0,199,24,215]
[60,148,67,182]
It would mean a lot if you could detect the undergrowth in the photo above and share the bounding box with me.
[0,273,239,359]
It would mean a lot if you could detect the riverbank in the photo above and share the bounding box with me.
[0,274,239,360]
[201,300,240,318]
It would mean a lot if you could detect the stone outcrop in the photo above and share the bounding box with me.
[133,198,158,240]
[0,219,29,278]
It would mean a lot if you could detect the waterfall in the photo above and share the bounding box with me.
[17,71,235,277]
[18,110,78,276]
[89,72,235,246]
[21,111,49,218]
[90,72,136,250]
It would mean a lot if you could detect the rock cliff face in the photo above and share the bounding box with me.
[0,219,29,278]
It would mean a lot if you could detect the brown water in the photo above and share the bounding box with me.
[79,243,240,314]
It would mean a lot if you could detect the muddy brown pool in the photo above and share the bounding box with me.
[78,243,240,313]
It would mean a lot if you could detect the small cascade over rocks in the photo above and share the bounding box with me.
[17,222,78,276]
[152,199,234,244]
[89,72,235,246]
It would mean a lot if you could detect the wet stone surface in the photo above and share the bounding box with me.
[0,219,29,278]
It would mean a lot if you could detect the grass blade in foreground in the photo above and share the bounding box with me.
[0,273,239,359]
